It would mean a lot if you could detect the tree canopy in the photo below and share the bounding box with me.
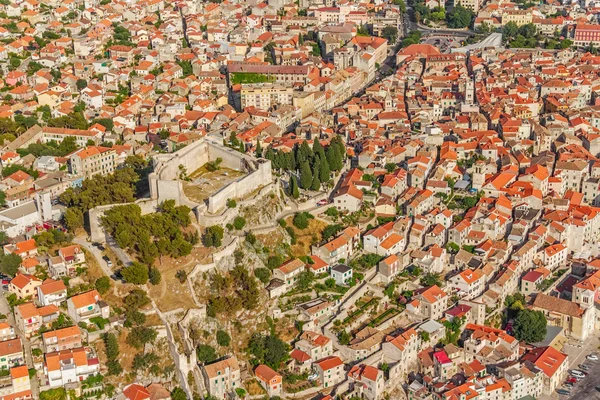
[513,309,547,343]
[446,5,473,29]
[101,200,193,265]
[247,333,290,369]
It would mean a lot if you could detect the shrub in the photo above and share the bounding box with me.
[226,199,237,208]
[149,267,162,285]
[293,212,310,229]
[233,216,246,230]
[216,330,231,347]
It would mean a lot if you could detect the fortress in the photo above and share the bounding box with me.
[148,137,273,214]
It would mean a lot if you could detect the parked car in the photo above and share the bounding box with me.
[587,354,599,361]
[567,377,577,383]
[556,389,570,395]
[571,370,585,378]
[580,364,590,371]
[317,199,328,206]
[107,260,113,268]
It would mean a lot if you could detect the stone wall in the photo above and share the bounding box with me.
[150,138,273,215]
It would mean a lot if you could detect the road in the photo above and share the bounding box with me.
[73,237,117,280]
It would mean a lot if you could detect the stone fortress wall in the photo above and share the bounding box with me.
[149,137,272,214]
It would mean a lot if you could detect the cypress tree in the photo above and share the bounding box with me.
[290,176,299,199]
[313,139,325,160]
[311,164,321,191]
[319,157,330,182]
[326,146,341,171]
[300,161,312,189]
[256,140,262,158]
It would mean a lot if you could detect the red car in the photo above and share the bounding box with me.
[567,377,577,383]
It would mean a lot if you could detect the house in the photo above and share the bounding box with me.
[14,303,60,338]
[44,347,100,388]
[0,322,16,342]
[539,243,567,270]
[3,240,37,259]
[255,365,282,397]
[36,279,67,306]
[308,255,329,274]
[448,269,485,300]
[381,329,420,374]
[67,290,109,324]
[42,326,82,353]
[462,324,519,365]
[521,270,543,295]
[8,274,41,300]
[333,169,364,212]
[68,146,116,178]
[314,356,344,388]
[121,384,150,400]
[295,331,333,361]
[273,258,305,288]
[8,365,31,399]
[379,253,407,283]
[0,339,23,370]
[521,346,568,395]
[348,365,384,400]
[330,264,352,286]
[48,245,86,278]
[201,357,241,399]
[312,227,361,265]
[407,285,448,321]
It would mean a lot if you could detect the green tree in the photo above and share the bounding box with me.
[502,21,519,40]
[216,330,231,347]
[421,273,442,287]
[124,288,150,309]
[95,276,111,295]
[446,5,473,29]
[103,332,120,360]
[310,165,321,191]
[233,216,246,230]
[293,212,309,229]
[290,175,300,199]
[0,253,21,277]
[127,326,158,348]
[149,267,162,285]
[513,309,547,343]
[196,344,217,364]
[121,262,149,285]
[338,330,351,345]
[204,226,224,247]
[171,388,187,400]
[63,208,84,232]
[299,161,312,189]
[296,270,314,291]
[76,79,87,90]
[254,268,271,284]
[382,26,399,43]
[247,333,290,369]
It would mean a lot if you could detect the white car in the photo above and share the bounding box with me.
[587,354,599,361]
[107,260,113,268]
[571,370,585,378]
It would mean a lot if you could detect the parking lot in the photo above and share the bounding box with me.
[561,355,600,399]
